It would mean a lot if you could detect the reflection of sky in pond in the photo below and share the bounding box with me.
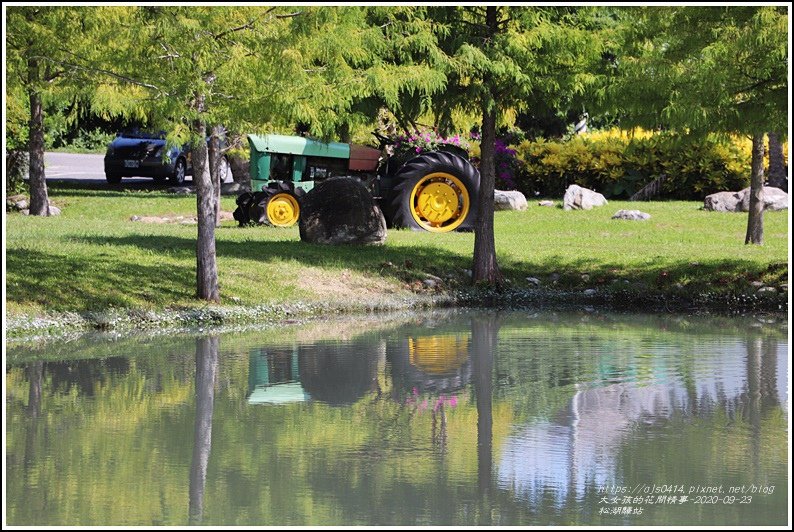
[497,340,787,507]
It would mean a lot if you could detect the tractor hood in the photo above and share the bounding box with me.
[248,134,350,159]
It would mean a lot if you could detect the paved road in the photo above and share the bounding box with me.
[44,151,232,188]
[44,151,167,186]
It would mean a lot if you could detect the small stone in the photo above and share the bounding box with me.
[130,215,142,222]
[14,199,29,210]
[20,209,30,215]
[167,186,195,194]
[583,288,597,296]
[549,272,560,282]
[673,282,684,290]
[48,205,61,216]
[581,273,590,282]
[422,279,438,289]
[612,209,650,221]
[538,200,555,207]
[757,286,777,295]
[526,276,541,287]
[750,281,764,289]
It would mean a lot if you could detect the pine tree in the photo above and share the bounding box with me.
[604,6,787,245]
[6,7,99,216]
[424,6,604,285]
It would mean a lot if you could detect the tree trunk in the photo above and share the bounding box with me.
[194,119,220,302]
[189,335,219,525]
[472,100,503,286]
[208,125,224,227]
[27,57,49,216]
[744,133,765,245]
[472,6,503,287]
[767,131,787,191]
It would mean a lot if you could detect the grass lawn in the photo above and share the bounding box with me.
[5,183,789,318]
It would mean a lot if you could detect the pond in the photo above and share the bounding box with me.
[5,310,788,526]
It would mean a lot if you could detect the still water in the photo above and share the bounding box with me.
[5,310,789,526]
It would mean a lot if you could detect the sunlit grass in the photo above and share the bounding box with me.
[5,184,788,315]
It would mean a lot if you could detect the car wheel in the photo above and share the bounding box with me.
[171,158,187,185]
[106,172,122,184]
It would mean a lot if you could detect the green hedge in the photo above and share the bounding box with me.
[513,133,751,200]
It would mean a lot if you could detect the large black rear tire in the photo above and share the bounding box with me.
[388,151,480,232]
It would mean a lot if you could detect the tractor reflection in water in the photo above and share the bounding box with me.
[245,332,473,449]
[386,333,471,449]
[247,342,380,407]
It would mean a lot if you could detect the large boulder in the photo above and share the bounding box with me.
[494,189,528,211]
[703,190,743,212]
[299,176,387,245]
[563,184,608,211]
[738,186,788,211]
[704,186,788,212]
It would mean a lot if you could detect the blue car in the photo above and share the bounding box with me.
[104,130,192,185]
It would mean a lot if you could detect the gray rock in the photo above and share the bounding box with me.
[563,184,608,211]
[581,274,590,282]
[537,200,555,207]
[299,176,387,245]
[167,186,195,195]
[494,190,528,211]
[738,186,788,212]
[422,279,438,289]
[48,205,61,216]
[704,186,789,212]
[221,181,251,196]
[583,288,597,296]
[612,209,650,221]
[14,199,29,211]
[526,276,541,286]
[703,191,743,212]
[757,286,778,295]
[130,215,142,222]
[549,272,560,282]
[20,209,30,215]
[750,281,764,289]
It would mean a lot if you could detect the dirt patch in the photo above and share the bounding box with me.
[295,266,402,302]
[130,211,235,224]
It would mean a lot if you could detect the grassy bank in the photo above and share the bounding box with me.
[5,183,788,334]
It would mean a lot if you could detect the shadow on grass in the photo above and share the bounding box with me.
[6,248,195,312]
[47,182,188,200]
[67,234,786,294]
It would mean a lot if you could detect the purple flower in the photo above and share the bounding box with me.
[416,147,422,153]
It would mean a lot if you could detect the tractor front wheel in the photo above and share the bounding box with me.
[389,151,480,232]
[249,182,305,227]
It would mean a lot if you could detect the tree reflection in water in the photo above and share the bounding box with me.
[189,336,219,525]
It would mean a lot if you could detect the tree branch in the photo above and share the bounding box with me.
[29,55,166,94]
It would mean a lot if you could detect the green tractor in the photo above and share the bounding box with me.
[233,133,480,233]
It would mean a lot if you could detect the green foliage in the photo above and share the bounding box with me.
[602,6,788,136]
[5,150,29,195]
[513,132,752,199]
